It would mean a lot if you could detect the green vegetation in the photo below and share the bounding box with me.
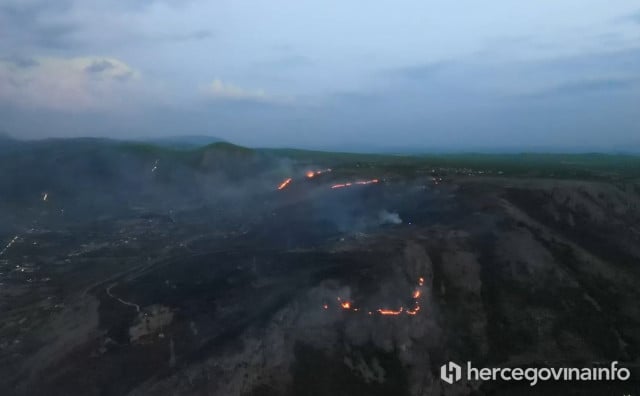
[259,147,640,180]
[4,137,639,181]
[118,141,255,168]
[413,153,640,179]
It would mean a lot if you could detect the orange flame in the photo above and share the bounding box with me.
[306,168,332,179]
[325,276,426,317]
[277,178,292,190]
[406,306,421,315]
[355,179,379,185]
[377,307,404,316]
[331,179,378,189]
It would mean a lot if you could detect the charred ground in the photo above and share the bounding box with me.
[1,138,639,395]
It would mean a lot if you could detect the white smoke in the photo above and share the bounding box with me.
[378,210,402,225]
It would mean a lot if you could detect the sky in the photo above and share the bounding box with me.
[0,0,639,151]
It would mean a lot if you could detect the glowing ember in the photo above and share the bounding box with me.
[331,179,379,189]
[306,168,332,179]
[277,178,292,190]
[327,277,425,317]
[355,179,379,185]
[406,306,421,315]
[378,307,403,316]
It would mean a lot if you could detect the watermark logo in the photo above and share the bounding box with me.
[440,361,462,384]
[440,361,631,386]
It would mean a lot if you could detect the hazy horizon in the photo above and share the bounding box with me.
[4,132,640,155]
[1,1,639,151]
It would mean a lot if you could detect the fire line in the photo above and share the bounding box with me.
[306,168,332,179]
[326,277,425,317]
[277,178,292,190]
[331,179,379,189]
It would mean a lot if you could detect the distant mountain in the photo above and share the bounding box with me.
[0,136,272,225]
[0,131,24,153]
[0,130,15,141]
[138,135,225,149]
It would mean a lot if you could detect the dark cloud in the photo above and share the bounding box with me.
[385,47,640,100]
[389,61,448,80]
[271,43,294,52]
[536,77,637,97]
[114,71,134,82]
[159,29,214,42]
[1,1,637,151]
[328,91,386,107]
[83,59,134,82]
[178,29,213,41]
[503,47,640,100]
[33,23,81,49]
[253,54,313,69]
[0,1,73,18]
[534,47,640,75]
[1,56,39,68]
[202,100,287,113]
[0,1,80,50]
[85,60,116,74]
[0,0,212,53]
[113,0,198,12]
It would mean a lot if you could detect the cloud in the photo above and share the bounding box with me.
[497,47,640,99]
[111,0,200,12]
[517,77,638,100]
[543,78,637,95]
[0,0,80,50]
[390,61,448,81]
[30,22,80,49]
[253,54,313,69]
[200,79,272,103]
[0,56,40,69]
[0,56,140,111]
[84,59,116,73]
[160,29,214,42]
[0,0,212,54]
[620,9,640,24]
[0,0,73,20]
